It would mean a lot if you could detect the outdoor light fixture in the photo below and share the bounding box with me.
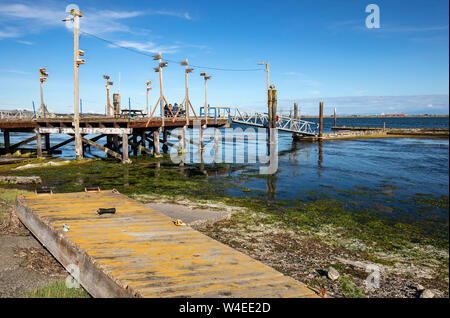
[103,75,110,80]
[200,72,206,76]
[186,68,193,73]
[78,50,85,56]
[154,67,160,72]
[153,54,162,60]
[180,60,188,66]
[159,62,168,68]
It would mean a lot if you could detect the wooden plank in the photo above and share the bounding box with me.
[81,137,122,160]
[15,191,317,298]
[38,127,132,135]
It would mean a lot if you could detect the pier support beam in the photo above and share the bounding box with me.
[44,134,50,151]
[334,107,337,127]
[122,133,129,163]
[36,131,42,158]
[162,129,168,153]
[268,88,277,144]
[319,101,324,138]
[153,128,161,157]
[3,130,10,151]
[81,137,122,160]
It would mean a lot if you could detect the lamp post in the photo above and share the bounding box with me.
[63,8,85,160]
[146,81,151,115]
[180,59,193,123]
[39,68,49,117]
[103,75,113,116]
[258,62,269,106]
[153,52,168,126]
[200,72,211,125]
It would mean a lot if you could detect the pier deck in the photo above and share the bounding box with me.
[15,190,316,298]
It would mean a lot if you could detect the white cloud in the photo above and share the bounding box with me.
[0,26,21,39]
[15,39,33,45]
[151,10,192,20]
[109,41,179,54]
[0,2,193,39]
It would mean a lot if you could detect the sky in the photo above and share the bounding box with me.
[0,0,448,115]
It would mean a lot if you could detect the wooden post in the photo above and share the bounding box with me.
[179,127,185,153]
[294,103,298,119]
[153,129,161,156]
[44,134,50,151]
[122,134,129,163]
[73,10,83,160]
[3,130,10,150]
[319,101,324,138]
[113,94,120,116]
[334,107,337,127]
[162,129,168,153]
[36,131,42,158]
[271,90,277,128]
[267,90,273,127]
[199,125,204,150]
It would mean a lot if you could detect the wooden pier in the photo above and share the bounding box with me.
[0,115,230,161]
[15,190,316,298]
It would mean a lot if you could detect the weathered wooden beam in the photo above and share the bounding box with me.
[153,129,161,156]
[44,134,50,150]
[36,131,42,158]
[81,137,122,160]
[3,130,10,149]
[319,101,324,138]
[122,134,130,163]
[37,127,132,135]
[9,135,37,151]
[48,136,75,152]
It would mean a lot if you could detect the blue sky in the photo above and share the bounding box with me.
[0,0,448,115]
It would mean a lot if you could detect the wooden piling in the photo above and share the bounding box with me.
[44,134,50,150]
[3,130,10,150]
[294,102,298,119]
[153,128,161,156]
[162,129,168,153]
[36,131,42,158]
[122,133,129,163]
[334,107,337,127]
[319,101,324,138]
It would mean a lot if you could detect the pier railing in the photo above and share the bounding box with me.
[231,109,319,136]
[199,106,232,124]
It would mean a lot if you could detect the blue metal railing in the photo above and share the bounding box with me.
[199,106,231,124]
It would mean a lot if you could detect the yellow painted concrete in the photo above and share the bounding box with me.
[19,191,316,298]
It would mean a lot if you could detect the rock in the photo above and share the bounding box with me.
[413,283,425,292]
[327,267,340,281]
[419,289,434,298]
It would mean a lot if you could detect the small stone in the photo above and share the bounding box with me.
[419,289,434,298]
[327,267,340,281]
[413,283,425,292]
